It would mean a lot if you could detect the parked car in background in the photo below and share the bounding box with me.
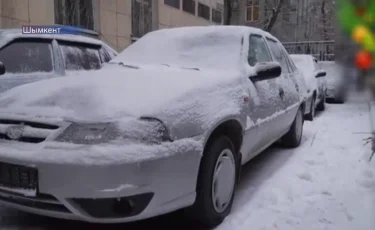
[0,29,117,93]
[0,26,306,228]
[319,61,348,103]
[290,54,327,121]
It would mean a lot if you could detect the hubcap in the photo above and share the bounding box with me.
[295,110,303,141]
[211,149,236,213]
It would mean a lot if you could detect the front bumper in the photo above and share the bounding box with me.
[0,139,203,223]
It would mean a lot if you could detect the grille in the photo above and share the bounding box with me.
[0,119,59,143]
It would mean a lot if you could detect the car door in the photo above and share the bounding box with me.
[265,38,300,133]
[56,40,103,74]
[0,38,58,93]
[241,33,286,161]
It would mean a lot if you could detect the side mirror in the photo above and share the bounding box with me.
[0,62,5,75]
[315,70,326,78]
[251,62,282,81]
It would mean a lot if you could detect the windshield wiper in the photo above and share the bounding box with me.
[181,67,200,71]
[109,62,140,69]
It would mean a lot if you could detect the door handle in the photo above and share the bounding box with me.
[279,88,285,98]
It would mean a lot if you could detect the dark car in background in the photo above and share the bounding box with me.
[319,61,347,103]
[0,29,117,93]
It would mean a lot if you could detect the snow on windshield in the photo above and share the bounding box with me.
[112,26,244,70]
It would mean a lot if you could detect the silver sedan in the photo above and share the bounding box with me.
[0,26,305,228]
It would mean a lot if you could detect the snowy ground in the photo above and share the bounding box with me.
[0,93,374,230]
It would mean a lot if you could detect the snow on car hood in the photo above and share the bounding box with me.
[0,64,243,122]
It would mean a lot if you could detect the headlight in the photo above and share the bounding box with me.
[56,117,171,145]
[55,123,117,144]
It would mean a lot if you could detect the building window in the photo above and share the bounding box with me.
[212,9,222,24]
[198,3,210,20]
[182,0,195,15]
[164,0,180,9]
[246,0,259,22]
[132,0,152,39]
[54,0,94,30]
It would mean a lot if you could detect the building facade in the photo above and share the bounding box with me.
[0,0,224,51]
[229,0,335,42]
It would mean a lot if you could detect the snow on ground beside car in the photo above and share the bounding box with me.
[217,92,375,230]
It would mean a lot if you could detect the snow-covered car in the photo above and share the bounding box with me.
[0,29,117,93]
[0,26,306,227]
[290,54,327,120]
[319,61,347,103]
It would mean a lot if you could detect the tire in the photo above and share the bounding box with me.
[335,97,345,104]
[186,136,238,228]
[316,96,326,111]
[281,107,304,148]
[305,97,315,121]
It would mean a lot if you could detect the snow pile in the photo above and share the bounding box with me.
[113,26,246,70]
[0,64,243,121]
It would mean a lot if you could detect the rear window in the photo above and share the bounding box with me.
[290,55,315,79]
[0,39,53,74]
[58,41,101,71]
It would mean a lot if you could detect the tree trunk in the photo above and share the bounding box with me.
[321,0,329,41]
[264,0,285,32]
[223,0,232,25]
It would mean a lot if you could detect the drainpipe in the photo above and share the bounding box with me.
[151,0,159,31]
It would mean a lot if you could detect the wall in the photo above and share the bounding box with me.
[94,0,132,51]
[0,0,54,27]
[0,0,224,52]
[158,0,223,29]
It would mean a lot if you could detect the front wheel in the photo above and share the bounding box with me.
[281,107,304,148]
[186,136,238,228]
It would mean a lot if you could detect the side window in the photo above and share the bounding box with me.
[280,48,295,73]
[0,39,53,74]
[247,34,272,66]
[266,38,289,73]
[58,41,101,71]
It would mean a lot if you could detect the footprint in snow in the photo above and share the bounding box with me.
[363,169,374,179]
[321,190,332,196]
[356,178,375,189]
[297,172,313,182]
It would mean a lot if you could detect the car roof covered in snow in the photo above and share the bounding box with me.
[0,28,104,49]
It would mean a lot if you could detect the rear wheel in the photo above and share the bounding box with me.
[281,107,304,148]
[186,136,238,228]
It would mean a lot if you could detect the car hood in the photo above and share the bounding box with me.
[0,64,243,122]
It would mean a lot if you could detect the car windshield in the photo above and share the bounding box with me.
[111,27,244,70]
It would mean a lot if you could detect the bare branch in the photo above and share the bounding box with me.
[264,0,285,32]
